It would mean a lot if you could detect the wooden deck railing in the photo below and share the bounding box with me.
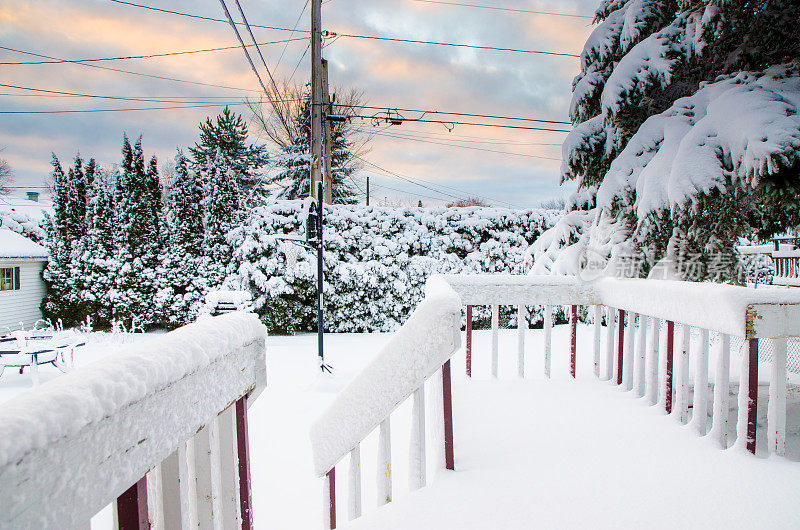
[0,312,266,529]
[447,274,800,457]
[310,277,461,529]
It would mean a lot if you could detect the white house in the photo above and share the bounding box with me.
[0,228,49,331]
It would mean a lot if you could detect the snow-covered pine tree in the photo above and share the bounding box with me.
[42,154,91,324]
[201,149,242,287]
[113,135,162,324]
[189,107,268,201]
[267,93,359,204]
[74,166,116,325]
[533,0,800,282]
[157,151,207,327]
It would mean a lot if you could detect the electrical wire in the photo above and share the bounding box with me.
[275,0,310,72]
[325,31,580,57]
[0,103,252,114]
[0,46,262,93]
[0,38,306,65]
[349,113,570,132]
[368,130,561,160]
[334,103,570,125]
[109,0,580,57]
[108,0,306,32]
[366,127,561,146]
[409,0,593,19]
[289,43,310,82]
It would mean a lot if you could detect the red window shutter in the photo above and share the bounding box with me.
[14,267,20,290]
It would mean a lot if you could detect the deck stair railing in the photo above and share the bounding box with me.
[450,274,800,457]
[310,277,461,529]
[0,312,266,529]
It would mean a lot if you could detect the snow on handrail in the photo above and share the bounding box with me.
[0,312,267,528]
[310,276,461,478]
[441,274,800,338]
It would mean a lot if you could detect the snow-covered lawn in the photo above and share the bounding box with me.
[2,325,799,528]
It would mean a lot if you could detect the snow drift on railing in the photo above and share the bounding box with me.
[0,312,266,467]
[310,277,461,476]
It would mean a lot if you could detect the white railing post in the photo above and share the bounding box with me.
[675,324,691,424]
[491,304,499,378]
[409,385,427,491]
[646,318,660,405]
[623,312,636,391]
[377,418,392,506]
[604,306,616,381]
[194,420,222,529]
[691,329,710,435]
[348,445,362,520]
[217,405,241,529]
[543,304,552,379]
[768,337,788,456]
[634,315,648,397]
[593,305,602,378]
[710,334,731,448]
[517,304,525,378]
[160,447,191,529]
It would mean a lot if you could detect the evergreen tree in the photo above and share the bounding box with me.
[42,154,92,324]
[267,93,359,203]
[201,149,242,287]
[189,107,267,197]
[158,151,207,326]
[533,0,800,282]
[113,135,163,324]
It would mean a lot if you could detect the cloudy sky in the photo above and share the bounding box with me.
[0,0,598,207]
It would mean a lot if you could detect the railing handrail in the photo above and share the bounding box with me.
[0,312,267,528]
[310,276,461,478]
[439,274,800,338]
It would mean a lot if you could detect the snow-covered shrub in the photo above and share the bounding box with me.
[535,0,800,282]
[227,202,558,333]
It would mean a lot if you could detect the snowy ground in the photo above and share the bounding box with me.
[2,324,799,528]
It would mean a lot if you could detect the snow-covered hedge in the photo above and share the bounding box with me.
[226,202,558,333]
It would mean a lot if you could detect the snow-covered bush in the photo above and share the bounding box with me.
[227,202,558,333]
[535,0,800,282]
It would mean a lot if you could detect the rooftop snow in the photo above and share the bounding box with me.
[0,228,48,259]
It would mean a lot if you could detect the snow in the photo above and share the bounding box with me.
[310,278,461,476]
[0,228,48,259]
[0,312,265,467]
[1,321,798,528]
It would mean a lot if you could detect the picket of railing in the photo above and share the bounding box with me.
[442,274,800,458]
[0,312,267,529]
[771,248,800,287]
[310,277,461,529]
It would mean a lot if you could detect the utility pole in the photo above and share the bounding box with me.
[366,176,370,206]
[321,59,333,205]
[310,0,323,200]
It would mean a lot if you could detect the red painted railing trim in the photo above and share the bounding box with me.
[570,305,577,378]
[665,321,674,414]
[747,338,759,454]
[328,468,336,529]
[236,396,254,530]
[465,305,472,378]
[117,476,148,530]
[442,359,455,470]
[616,309,625,385]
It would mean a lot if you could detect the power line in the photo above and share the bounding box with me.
[0,38,306,65]
[348,113,570,132]
[108,0,306,32]
[0,82,252,104]
[275,0,310,72]
[366,127,561,146]
[410,0,593,19]
[222,0,292,129]
[0,103,252,114]
[0,46,262,93]
[369,130,561,160]
[325,31,580,57]
[339,103,570,125]
[109,0,579,57]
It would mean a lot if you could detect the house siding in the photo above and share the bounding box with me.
[0,259,47,331]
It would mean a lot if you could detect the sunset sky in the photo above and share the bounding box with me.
[0,0,598,207]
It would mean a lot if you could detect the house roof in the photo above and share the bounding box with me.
[0,229,48,260]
